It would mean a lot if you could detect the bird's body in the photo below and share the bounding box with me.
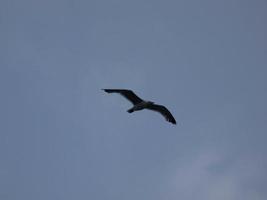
[127,101,153,113]
[102,89,176,124]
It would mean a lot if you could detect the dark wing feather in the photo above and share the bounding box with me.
[146,104,176,124]
[102,89,143,105]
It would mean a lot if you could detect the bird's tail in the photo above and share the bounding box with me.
[127,108,134,113]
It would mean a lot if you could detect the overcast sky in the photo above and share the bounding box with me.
[1,0,267,199]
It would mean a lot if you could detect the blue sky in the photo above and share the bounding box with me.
[1,0,267,199]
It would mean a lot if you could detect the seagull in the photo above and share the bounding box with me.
[102,89,176,124]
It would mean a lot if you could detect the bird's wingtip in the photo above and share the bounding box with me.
[170,120,176,125]
[169,118,177,125]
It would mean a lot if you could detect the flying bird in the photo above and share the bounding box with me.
[102,89,176,124]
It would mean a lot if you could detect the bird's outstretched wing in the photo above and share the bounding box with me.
[102,89,143,105]
[146,104,176,124]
